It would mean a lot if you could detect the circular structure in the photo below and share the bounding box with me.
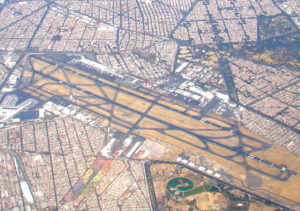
[166,177,194,197]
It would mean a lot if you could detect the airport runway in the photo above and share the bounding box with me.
[23,54,296,181]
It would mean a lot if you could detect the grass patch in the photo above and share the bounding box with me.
[184,184,213,197]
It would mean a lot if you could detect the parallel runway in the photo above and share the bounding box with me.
[21,54,296,182]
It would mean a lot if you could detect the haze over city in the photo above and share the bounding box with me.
[0,0,299,210]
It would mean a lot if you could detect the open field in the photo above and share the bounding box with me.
[138,118,168,129]
[148,105,216,130]
[20,54,300,208]
[207,143,238,157]
[164,130,207,148]
[149,163,284,211]
[157,99,187,112]
[212,137,240,147]
[202,117,231,128]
